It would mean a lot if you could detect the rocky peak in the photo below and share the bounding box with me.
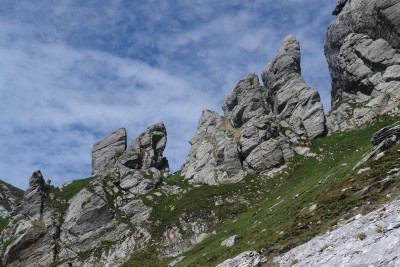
[262,35,301,95]
[29,170,46,188]
[92,128,127,177]
[119,122,169,171]
[90,123,169,195]
[20,170,47,218]
[222,73,271,128]
[182,35,326,185]
[262,35,326,138]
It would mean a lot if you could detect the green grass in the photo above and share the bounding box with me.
[58,177,94,202]
[43,176,93,215]
[122,115,400,267]
[0,217,9,234]
[0,181,24,211]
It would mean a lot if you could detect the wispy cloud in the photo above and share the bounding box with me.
[0,0,337,189]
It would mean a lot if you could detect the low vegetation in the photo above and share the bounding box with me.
[123,115,400,266]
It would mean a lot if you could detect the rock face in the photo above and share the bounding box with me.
[181,110,244,185]
[371,121,400,146]
[92,123,169,195]
[222,73,271,129]
[216,251,266,267]
[183,36,323,185]
[262,36,326,138]
[92,128,127,177]
[325,0,400,132]
[20,170,47,218]
[119,123,169,171]
[1,122,171,267]
[274,199,400,267]
[0,180,23,218]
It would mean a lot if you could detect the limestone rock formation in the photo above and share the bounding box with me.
[181,110,244,184]
[3,171,58,267]
[262,35,326,138]
[91,123,169,195]
[183,35,324,185]
[19,170,47,218]
[0,180,23,218]
[371,121,400,146]
[274,199,400,266]
[222,73,271,128]
[119,123,169,171]
[216,251,266,267]
[325,0,400,131]
[92,127,127,177]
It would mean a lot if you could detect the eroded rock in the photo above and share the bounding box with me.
[20,170,46,219]
[262,35,325,138]
[216,251,266,267]
[119,123,169,171]
[181,110,244,185]
[92,128,127,177]
[325,0,400,132]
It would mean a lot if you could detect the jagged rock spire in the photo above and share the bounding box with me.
[92,128,127,176]
[20,170,46,218]
[262,35,326,138]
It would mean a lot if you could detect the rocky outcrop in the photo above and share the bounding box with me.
[325,0,400,132]
[216,251,266,267]
[19,170,47,219]
[262,36,326,138]
[183,35,324,185]
[92,127,127,177]
[274,198,400,267]
[119,123,169,171]
[181,110,244,184]
[0,181,23,218]
[222,73,271,128]
[1,122,170,266]
[92,123,169,195]
[2,171,59,267]
[371,121,400,146]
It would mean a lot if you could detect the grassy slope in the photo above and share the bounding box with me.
[123,115,400,266]
[0,180,24,211]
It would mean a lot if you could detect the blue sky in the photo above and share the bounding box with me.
[0,0,337,189]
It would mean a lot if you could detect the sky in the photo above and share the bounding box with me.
[0,0,338,189]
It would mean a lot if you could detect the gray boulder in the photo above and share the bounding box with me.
[262,35,326,138]
[181,110,244,185]
[92,128,127,177]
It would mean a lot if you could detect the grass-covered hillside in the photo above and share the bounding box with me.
[124,115,400,266]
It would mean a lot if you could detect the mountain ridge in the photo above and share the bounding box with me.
[1,0,400,266]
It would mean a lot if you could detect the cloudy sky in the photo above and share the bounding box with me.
[1,0,337,189]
